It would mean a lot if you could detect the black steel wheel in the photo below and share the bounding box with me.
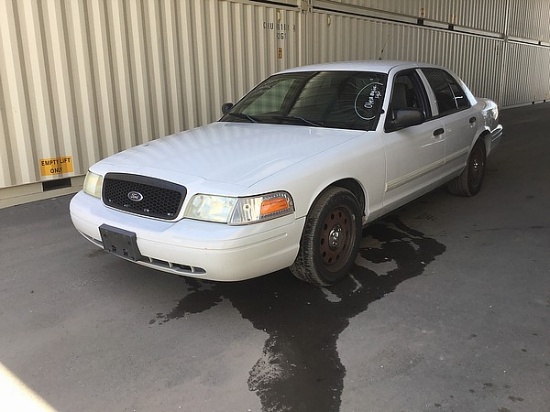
[448,139,487,197]
[290,187,362,286]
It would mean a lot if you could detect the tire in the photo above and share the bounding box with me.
[448,139,487,197]
[290,187,362,286]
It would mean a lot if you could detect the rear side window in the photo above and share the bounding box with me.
[422,68,471,116]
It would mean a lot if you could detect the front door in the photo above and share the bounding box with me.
[382,70,446,211]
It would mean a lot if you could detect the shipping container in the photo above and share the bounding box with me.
[0,0,303,205]
[307,9,505,103]
[1,0,549,206]
[507,0,550,43]
[312,0,508,35]
[501,41,550,106]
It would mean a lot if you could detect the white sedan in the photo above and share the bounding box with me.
[70,61,503,286]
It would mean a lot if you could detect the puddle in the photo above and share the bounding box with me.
[152,216,446,411]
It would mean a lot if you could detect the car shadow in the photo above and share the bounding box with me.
[151,215,446,411]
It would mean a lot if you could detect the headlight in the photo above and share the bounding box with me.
[82,171,104,198]
[185,191,294,225]
[184,194,238,223]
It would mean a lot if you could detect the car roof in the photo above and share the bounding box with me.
[277,60,442,75]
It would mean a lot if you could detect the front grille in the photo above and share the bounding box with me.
[102,173,186,220]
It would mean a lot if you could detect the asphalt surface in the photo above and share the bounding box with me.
[1,103,549,412]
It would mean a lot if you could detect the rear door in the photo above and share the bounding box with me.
[420,68,478,176]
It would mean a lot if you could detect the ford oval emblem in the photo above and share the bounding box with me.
[128,191,144,202]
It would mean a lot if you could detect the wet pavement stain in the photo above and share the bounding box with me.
[87,249,105,258]
[151,216,446,411]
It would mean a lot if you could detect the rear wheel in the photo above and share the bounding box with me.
[290,187,362,286]
[448,139,487,197]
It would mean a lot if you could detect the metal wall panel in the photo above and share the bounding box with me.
[314,0,508,35]
[422,0,507,34]
[507,0,550,42]
[307,11,505,103]
[0,0,302,189]
[313,0,421,19]
[1,0,550,201]
[501,42,550,106]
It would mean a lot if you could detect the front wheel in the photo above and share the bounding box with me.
[448,139,487,197]
[290,187,362,286]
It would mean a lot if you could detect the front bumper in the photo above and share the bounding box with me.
[488,124,504,156]
[70,191,304,281]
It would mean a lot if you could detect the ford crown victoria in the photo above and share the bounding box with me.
[70,61,503,286]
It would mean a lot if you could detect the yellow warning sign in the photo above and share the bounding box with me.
[40,156,74,176]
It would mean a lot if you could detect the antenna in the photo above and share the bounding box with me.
[378,35,389,60]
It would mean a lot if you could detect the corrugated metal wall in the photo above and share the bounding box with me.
[502,42,550,105]
[306,12,505,102]
[314,0,508,34]
[316,0,550,43]
[309,0,550,107]
[1,0,549,204]
[0,0,302,193]
[507,0,550,42]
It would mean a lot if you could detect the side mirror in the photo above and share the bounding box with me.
[221,103,234,115]
[386,108,425,132]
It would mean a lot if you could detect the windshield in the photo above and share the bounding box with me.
[220,71,387,131]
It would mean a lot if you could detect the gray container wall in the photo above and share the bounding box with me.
[0,0,303,194]
[1,0,549,203]
[306,11,505,103]
[309,1,550,107]
[501,42,550,105]
[313,0,508,35]
[507,0,550,42]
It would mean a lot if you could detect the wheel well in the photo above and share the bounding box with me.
[477,131,491,153]
[331,179,366,217]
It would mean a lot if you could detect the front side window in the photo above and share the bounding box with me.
[422,68,471,116]
[384,70,430,132]
[220,71,387,131]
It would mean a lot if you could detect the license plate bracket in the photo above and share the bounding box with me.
[99,224,143,262]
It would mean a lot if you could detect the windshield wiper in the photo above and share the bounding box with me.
[226,112,260,123]
[272,115,323,127]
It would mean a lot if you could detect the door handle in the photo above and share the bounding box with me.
[433,128,444,136]
[469,116,477,124]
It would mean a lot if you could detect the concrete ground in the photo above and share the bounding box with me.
[0,103,549,412]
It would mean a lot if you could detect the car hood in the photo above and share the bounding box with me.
[98,122,363,188]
